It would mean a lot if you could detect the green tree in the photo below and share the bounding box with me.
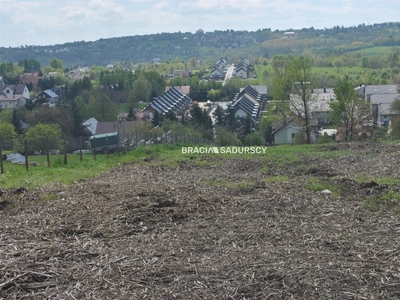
[74,96,88,120]
[390,98,400,139]
[0,109,13,123]
[87,94,117,121]
[25,123,62,154]
[244,132,265,146]
[287,56,315,144]
[0,123,17,141]
[152,110,164,127]
[70,98,86,136]
[212,104,225,126]
[132,76,152,104]
[49,59,64,70]
[12,109,23,134]
[18,59,41,72]
[127,106,137,121]
[214,126,242,146]
[330,78,367,141]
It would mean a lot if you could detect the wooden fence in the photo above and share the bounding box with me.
[0,131,211,173]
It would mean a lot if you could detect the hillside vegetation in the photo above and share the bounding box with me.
[1,22,399,67]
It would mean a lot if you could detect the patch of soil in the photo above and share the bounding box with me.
[1,142,400,299]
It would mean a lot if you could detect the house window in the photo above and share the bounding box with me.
[291,133,296,139]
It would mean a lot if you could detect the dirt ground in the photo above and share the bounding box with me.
[1,142,400,299]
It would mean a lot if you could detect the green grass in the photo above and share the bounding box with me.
[263,175,290,183]
[363,188,400,213]
[350,46,400,56]
[2,143,324,190]
[353,175,400,186]
[304,178,341,198]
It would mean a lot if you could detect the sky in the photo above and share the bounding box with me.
[1,0,399,48]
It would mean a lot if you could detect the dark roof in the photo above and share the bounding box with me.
[1,83,27,94]
[96,122,120,135]
[147,86,191,114]
[231,85,263,122]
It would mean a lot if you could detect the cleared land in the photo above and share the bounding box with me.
[1,142,400,299]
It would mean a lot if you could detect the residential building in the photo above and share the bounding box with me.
[272,117,318,144]
[210,58,227,79]
[19,72,42,87]
[357,84,399,126]
[143,86,192,120]
[0,83,30,109]
[290,88,335,127]
[231,85,266,123]
[36,89,60,107]
[232,58,249,79]
[173,69,191,79]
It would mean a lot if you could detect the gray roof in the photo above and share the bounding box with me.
[148,86,191,114]
[360,85,398,96]
[43,89,59,98]
[82,117,98,135]
[232,85,263,122]
[369,93,400,105]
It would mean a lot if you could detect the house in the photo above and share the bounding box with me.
[0,83,30,109]
[173,69,191,79]
[82,117,98,135]
[95,121,137,141]
[210,58,227,79]
[51,86,65,101]
[36,89,60,107]
[357,84,399,126]
[289,88,335,127]
[358,84,398,101]
[370,93,400,126]
[232,59,249,79]
[143,86,192,120]
[231,85,266,123]
[19,72,42,86]
[272,117,318,144]
[165,85,190,96]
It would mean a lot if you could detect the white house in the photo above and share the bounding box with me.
[0,83,30,109]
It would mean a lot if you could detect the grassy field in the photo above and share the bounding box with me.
[350,46,400,56]
[0,143,349,190]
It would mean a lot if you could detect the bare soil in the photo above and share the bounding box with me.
[1,142,400,299]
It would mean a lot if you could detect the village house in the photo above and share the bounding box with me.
[232,58,249,79]
[231,85,267,124]
[36,89,60,107]
[0,83,30,109]
[143,86,192,120]
[18,72,42,87]
[357,84,399,126]
[210,58,227,79]
[272,117,318,145]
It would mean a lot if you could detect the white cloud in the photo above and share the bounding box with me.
[1,0,399,47]
[153,2,171,10]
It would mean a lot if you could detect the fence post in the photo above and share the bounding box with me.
[46,136,50,167]
[93,137,97,160]
[80,136,83,162]
[117,137,120,157]
[64,136,67,165]
[24,138,28,171]
[106,135,109,159]
[0,140,3,174]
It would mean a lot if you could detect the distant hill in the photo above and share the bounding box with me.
[1,22,399,68]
